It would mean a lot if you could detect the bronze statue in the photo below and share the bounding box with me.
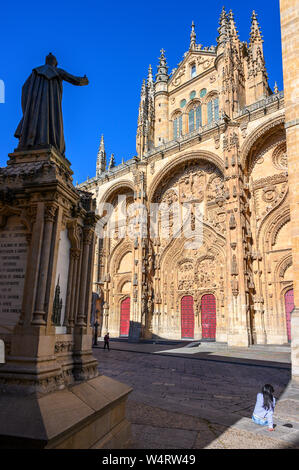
[15,53,89,156]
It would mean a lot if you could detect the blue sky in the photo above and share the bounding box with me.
[0,0,283,184]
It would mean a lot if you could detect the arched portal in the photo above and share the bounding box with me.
[201,294,216,339]
[120,297,130,336]
[284,289,294,342]
[181,296,194,339]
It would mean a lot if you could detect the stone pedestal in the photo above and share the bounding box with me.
[0,147,131,448]
[0,376,132,449]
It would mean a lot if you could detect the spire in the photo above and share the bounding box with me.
[248,10,266,75]
[108,153,116,171]
[190,21,196,50]
[228,10,239,40]
[96,134,106,176]
[147,64,154,87]
[217,6,229,51]
[247,10,268,99]
[137,78,148,126]
[155,49,169,83]
[147,64,154,99]
[274,82,279,94]
[250,10,263,44]
[99,134,105,153]
[141,77,146,97]
[147,64,155,123]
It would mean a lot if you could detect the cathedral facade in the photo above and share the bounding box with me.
[79,8,292,347]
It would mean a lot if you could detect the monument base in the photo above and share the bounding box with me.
[0,375,132,449]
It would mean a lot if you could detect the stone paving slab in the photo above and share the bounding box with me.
[204,427,292,449]
[275,399,299,422]
[131,424,198,449]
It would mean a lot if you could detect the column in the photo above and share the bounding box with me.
[224,126,252,347]
[32,203,57,325]
[77,228,92,326]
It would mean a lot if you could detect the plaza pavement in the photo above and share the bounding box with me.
[93,339,299,449]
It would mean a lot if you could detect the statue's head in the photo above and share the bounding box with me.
[46,53,58,67]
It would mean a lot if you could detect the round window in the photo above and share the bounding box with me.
[190,91,196,100]
[200,88,207,98]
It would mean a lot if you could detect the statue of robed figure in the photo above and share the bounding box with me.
[14,53,89,156]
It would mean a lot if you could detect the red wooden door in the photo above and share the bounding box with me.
[181,296,194,339]
[201,294,216,339]
[120,297,130,336]
[285,289,294,342]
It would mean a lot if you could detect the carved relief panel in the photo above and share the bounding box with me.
[154,161,225,250]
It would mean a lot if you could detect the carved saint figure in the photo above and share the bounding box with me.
[15,53,89,156]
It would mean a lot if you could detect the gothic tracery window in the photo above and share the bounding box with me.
[173,113,183,139]
[188,104,202,133]
[207,96,220,124]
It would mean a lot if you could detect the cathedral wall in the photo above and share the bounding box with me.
[79,22,290,345]
[81,103,292,345]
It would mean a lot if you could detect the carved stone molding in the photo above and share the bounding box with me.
[272,142,288,170]
[44,203,58,222]
[54,341,74,354]
[240,114,285,169]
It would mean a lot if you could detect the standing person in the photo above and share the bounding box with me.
[252,384,276,431]
[104,332,110,351]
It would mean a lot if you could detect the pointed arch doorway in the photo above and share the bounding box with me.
[120,297,130,336]
[201,294,216,340]
[181,295,194,339]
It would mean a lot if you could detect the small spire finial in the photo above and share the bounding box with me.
[217,6,229,46]
[190,21,196,50]
[228,9,238,39]
[250,10,263,43]
[148,64,154,84]
[274,82,279,94]
[96,133,106,175]
[100,134,104,151]
[155,49,169,83]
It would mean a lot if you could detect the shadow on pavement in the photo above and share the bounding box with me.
[93,338,299,449]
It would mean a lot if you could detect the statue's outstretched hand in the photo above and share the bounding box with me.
[81,75,89,85]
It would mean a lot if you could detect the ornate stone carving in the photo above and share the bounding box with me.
[54,341,74,354]
[44,203,57,222]
[171,66,186,88]
[272,142,288,170]
[262,186,277,203]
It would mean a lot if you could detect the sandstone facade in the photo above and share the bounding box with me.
[280,0,299,381]
[80,8,292,347]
